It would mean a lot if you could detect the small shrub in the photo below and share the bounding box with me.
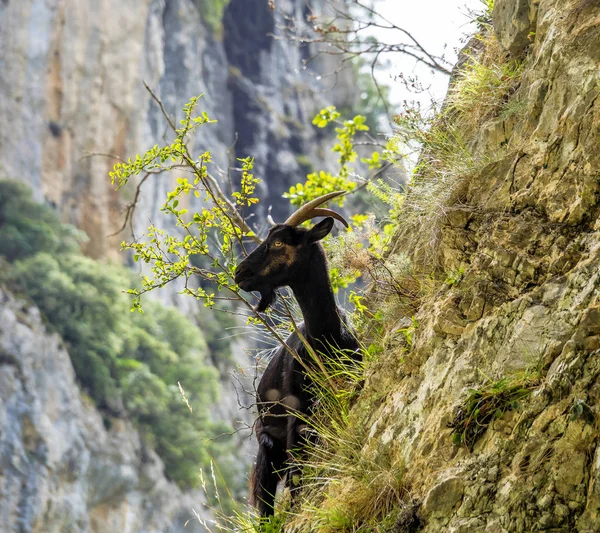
[448,371,541,450]
[387,29,524,269]
[499,98,527,121]
[0,180,83,261]
[389,104,488,267]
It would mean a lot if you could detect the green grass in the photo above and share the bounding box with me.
[448,370,542,450]
[391,114,487,266]
[447,32,525,128]
[499,98,527,121]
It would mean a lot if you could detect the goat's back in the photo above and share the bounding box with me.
[256,315,359,438]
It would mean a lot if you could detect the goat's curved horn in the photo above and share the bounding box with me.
[294,207,349,228]
[266,206,276,227]
[284,191,347,227]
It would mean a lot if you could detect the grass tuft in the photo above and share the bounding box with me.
[447,31,525,129]
[279,341,410,533]
[385,28,526,271]
[448,370,542,450]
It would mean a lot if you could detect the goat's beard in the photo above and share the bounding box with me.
[255,289,276,313]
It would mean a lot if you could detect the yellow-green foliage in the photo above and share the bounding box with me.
[111,96,259,313]
[483,0,495,16]
[284,107,369,208]
[286,170,357,210]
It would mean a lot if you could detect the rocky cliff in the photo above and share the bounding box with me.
[0,0,352,259]
[355,0,600,531]
[7,0,600,531]
[0,289,210,532]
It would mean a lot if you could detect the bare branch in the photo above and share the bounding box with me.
[108,171,151,237]
[271,0,451,123]
[80,151,126,163]
[143,80,177,131]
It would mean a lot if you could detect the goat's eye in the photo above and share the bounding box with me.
[273,241,284,248]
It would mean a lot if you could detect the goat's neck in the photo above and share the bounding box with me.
[289,247,342,340]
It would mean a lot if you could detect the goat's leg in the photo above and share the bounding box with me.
[286,415,303,501]
[251,425,287,516]
[286,413,318,503]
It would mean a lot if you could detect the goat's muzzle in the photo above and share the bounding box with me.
[234,264,254,290]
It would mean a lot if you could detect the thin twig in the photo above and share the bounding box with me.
[108,172,151,237]
[143,80,177,131]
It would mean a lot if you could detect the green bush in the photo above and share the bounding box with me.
[0,180,234,490]
[8,252,127,411]
[0,180,82,261]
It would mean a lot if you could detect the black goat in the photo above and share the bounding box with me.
[234,192,360,516]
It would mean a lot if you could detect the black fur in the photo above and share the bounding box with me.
[235,218,360,516]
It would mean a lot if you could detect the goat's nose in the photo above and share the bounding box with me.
[234,263,251,284]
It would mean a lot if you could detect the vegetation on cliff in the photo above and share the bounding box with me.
[0,180,236,493]
[3,0,598,529]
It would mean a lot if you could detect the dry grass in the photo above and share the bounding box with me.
[386,29,525,271]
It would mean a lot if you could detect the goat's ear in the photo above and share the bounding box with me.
[306,217,334,243]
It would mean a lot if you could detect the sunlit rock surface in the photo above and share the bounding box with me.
[363,0,600,531]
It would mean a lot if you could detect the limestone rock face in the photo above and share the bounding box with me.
[0,289,210,532]
[365,0,600,531]
[493,0,538,55]
[0,0,351,258]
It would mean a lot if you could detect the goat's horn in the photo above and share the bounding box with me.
[284,191,347,227]
[293,207,349,228]
[266,206,276,227]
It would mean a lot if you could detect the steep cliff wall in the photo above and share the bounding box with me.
[356,0,600,531]
[0,0,352,259]
[0,289,210,533]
